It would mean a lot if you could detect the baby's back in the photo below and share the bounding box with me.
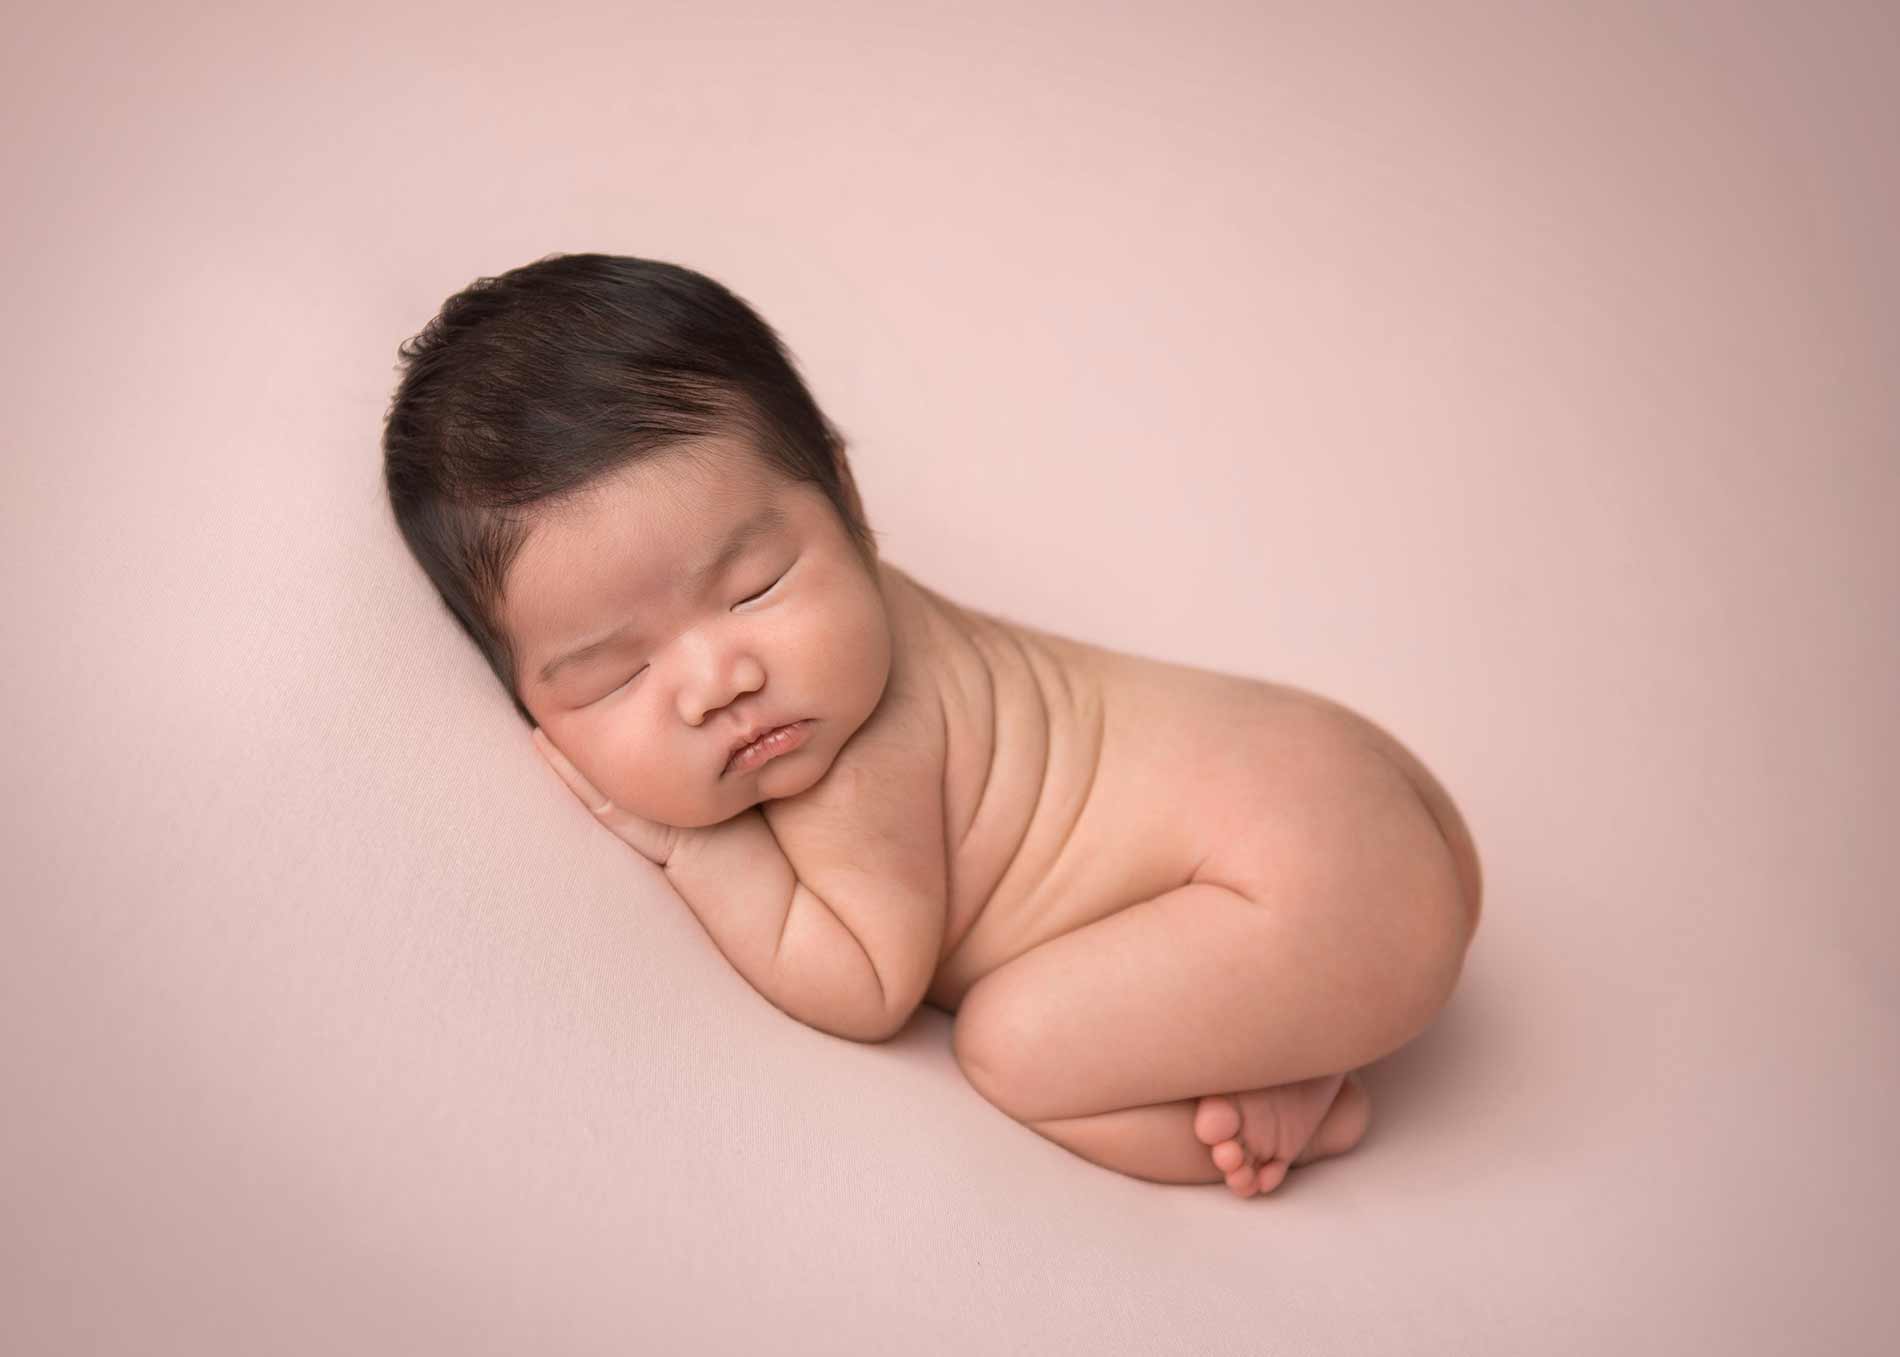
[884,564,1481,1014]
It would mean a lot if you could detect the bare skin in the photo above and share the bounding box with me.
[1194,1073,1372,1198]
[899,569,1480,1196]
[513,437,1483,1197]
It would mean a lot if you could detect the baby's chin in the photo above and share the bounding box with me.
[736,756,831,810]
[661,749,835,826]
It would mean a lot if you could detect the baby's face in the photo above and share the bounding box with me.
[502,437,892,828]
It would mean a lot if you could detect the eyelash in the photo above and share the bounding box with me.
[595,568,788,700]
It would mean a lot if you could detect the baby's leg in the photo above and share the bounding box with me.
[1017,1073,1371,1190]
[950,778,1471,1193]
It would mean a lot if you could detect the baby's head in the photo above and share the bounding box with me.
[382,253,893,826]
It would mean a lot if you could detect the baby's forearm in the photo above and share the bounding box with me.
[663,809,887,1040]
[664,808,796,981]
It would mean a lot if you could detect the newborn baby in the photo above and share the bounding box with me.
[382,253,1483,1199]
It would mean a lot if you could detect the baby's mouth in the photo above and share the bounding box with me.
[723,719,812,774]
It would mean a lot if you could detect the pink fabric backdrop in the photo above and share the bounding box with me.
[3,2,1893,1353]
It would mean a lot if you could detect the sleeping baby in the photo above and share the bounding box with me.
[381,253,1484,1199]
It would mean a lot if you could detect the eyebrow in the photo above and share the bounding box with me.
[534,502,789,689]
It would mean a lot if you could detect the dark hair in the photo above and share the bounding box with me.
[381,252,879,726]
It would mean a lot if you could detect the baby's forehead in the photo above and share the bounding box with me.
[536,457,800,550]
[572,433,794,511]
[506,467,807,610]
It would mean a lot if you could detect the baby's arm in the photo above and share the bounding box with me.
[533,712,948,1043]
[668,672,951,1043]
[664,805,940,1043]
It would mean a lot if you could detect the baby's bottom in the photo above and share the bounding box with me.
[950,813,1473,1196]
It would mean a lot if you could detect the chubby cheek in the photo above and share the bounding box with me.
[602,747,725,829]
[816,580,895,719]
[851,621,895,719]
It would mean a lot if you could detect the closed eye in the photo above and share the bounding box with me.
[737,570,786,605]
[587,565,791,704]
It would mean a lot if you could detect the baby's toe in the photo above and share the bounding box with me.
[1227,1158,1289,1198]
[1226,1161,1273,1198]
[1210,1139,1247,1174]
[1193,1094,1242,1147]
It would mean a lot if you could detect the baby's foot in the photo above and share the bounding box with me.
[1192,1072,1371,1199]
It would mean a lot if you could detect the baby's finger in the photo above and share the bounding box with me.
[532,727,614,814]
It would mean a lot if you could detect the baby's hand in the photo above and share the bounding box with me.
[532,727,680,867]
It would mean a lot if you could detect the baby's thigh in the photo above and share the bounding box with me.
[1289,699,1482,934]
[1198,718,1474,999]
